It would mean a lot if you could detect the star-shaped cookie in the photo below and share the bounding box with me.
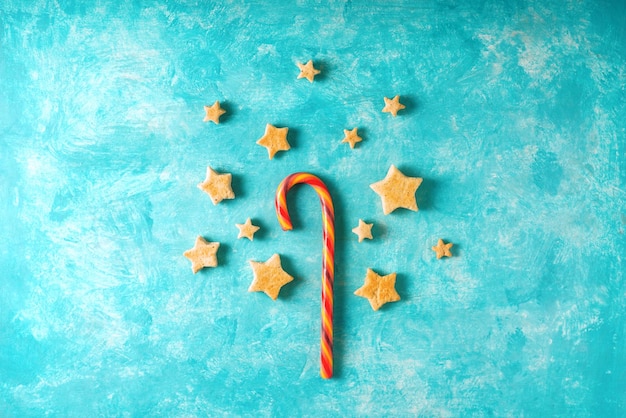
[354,268,400,311]
[257,124,290,159]
[432,239,453,259]
[341,128,362,149]
[236,218,260,241]
[382,95,406,117]
[197,166,235,205]
[183,236,220,273]
[296,60,321,82]
[248,254,294,300]
[370,165,423,215]
[352,219,373,242]
[203,100,226,124]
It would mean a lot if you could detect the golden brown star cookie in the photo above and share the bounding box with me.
[248,254,294,300]
[203,100,226,124]
[257,124,290,159]
[352,219,373,242]
[354,268,400,311]
[183,236,220,273]
[370,165,422,215]
[197,166,235,205]
[432,239,453,259]
[236,218,260,241]
[296,60,320,82]
[382,95,405,117]
[341,128,362,149]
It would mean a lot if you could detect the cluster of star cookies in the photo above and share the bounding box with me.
[184,60,454,311]
[349,164,454,310]
[201,60,406,157]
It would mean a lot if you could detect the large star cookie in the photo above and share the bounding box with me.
[370,165,422,215]
[183,236,220,273]
[257,124,290,159]
[197,166,235,205]
[248,254,294,300]
[354,268,400,311]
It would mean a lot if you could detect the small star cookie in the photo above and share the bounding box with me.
[354,268,400,311]
[432,239,453,259]
[370,165,423,215]
[352,219,373,242]
[203,100,226,124]
[183,236,220,273]
[382,95,406,117]
[257,124,290,159]
[341,128,362,149]
[236,218,260,241]
[248,254,294,300]
[296,60,320,82]
[197,166,235,205]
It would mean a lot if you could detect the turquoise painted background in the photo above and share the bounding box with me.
[1,0,625,416]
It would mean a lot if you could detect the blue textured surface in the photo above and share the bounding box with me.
[1,0,625,416]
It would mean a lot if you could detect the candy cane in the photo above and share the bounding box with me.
[275,173,335,379]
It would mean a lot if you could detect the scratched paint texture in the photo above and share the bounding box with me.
[1,0,625,416]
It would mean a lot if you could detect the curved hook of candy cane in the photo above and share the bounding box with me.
[275,172,335,379]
